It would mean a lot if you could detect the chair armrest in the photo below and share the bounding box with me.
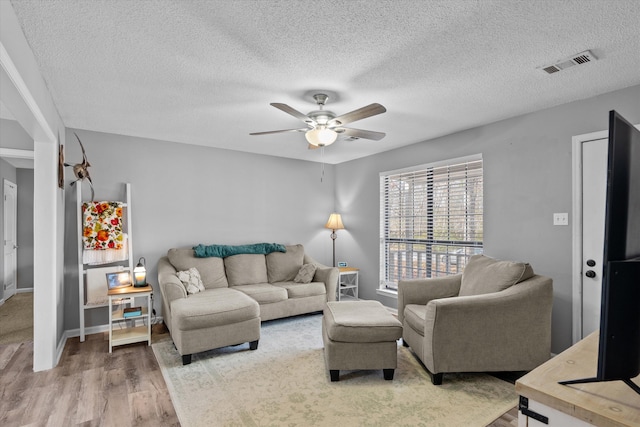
[304,254,339,302]
[397,274,462,324]
[424,275,553,373]
[157,257,187,309]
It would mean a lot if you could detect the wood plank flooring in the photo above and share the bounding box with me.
[0,324,179,427]
[0,324,518,426]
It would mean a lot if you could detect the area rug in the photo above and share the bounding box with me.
[153,313,517,427]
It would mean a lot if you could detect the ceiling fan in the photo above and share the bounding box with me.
[250,93,386,148]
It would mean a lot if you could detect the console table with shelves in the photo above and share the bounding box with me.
[108,285,152,353]
[338,267,359,301]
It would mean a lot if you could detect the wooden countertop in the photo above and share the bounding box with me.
[515,332,640,427]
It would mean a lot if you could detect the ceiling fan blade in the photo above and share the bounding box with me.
[271,103,315,125]
[250,128,308,136]
[337,127,386,141]
[330,103,386,126]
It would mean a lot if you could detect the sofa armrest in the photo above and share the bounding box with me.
[397,274,462,324]
[157,256,187,309]
[304,253,339,302]
[424,274,553,373]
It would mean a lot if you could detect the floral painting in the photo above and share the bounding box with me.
[82,202,124,250]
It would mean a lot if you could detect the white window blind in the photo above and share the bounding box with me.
[380,156,483,290]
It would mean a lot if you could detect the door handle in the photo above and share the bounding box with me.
[586,259,596,267]
[585,270,596,278]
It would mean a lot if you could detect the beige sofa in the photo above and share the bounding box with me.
[398,254,553,385]
[158,244,338,364]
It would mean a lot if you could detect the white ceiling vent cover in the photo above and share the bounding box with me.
[541,50,597,74]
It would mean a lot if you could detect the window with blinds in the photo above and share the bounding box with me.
[379,156,483,290]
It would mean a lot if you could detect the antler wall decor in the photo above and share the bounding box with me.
[65,132,94,201]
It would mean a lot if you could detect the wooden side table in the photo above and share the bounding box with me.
[107,285,152,353]
[338,267,359,301]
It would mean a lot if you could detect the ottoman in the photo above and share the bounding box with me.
[322,300,403,381]
[170,287,261,365]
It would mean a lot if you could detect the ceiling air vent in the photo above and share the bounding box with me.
[540,50,597,75]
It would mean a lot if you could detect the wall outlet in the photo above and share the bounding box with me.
[553,213,569,226]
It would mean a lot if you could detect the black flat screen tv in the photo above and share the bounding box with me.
[560,110,640,394]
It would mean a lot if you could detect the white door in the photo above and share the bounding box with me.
[580,138,607,337]
[3,179,18,300]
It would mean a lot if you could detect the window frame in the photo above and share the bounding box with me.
[379,154,483,292]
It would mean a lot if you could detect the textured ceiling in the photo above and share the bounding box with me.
[7,0,640,164]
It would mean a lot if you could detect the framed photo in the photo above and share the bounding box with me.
[106,271,132,290]
[338,261,348,268]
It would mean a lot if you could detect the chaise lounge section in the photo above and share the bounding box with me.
[158,243,338,364]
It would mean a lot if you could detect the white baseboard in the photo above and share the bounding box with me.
[56,332,68,366]
[64,316,164,339]
[56,317,164,366]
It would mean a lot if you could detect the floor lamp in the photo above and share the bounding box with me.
[325,213,345,267]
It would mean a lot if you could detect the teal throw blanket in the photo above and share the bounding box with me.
[193,243,286,258]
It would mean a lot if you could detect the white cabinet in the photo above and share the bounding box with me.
[108,285,152,353]
[516,332,640,427]
[338,267,359,301]
[518,398,593,426]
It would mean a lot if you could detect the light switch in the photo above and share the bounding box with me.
[553,213,569,226]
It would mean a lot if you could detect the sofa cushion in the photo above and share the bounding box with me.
[324,301,402,343]
[266,244,304,283]
[176,267,205,295]
[171,288,259,330]
[273,281,326,299]
[403,304,427,337]
[459,254,533,297]
[168,248,228,289]
[231,283,288,304]
[224,254,268,286]
[293,263,317,284]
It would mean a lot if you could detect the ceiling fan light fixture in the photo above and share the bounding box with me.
[305,127,338,147]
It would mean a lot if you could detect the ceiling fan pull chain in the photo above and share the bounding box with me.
[320,146,325,182]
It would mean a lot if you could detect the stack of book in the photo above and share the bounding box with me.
[123,307,142,318]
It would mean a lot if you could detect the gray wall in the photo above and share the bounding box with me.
[0,158,17,301]
[58,84,640,349]
[63,130,336,330]
[334,84,640,354]
[17,168,34,289]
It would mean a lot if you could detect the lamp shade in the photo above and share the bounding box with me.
[133,257,147,287]
[325,213,345,230]
[306,127,338,147]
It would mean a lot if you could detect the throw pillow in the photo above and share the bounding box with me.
[459,254,532,296]
[176,267,205,295]
[294,263,317,284]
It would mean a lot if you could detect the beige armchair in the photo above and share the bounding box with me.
[398,255,553,385]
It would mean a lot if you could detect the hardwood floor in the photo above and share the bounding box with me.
[0,325,518,426]
[487,406,519,427]
[0,324,179,427]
